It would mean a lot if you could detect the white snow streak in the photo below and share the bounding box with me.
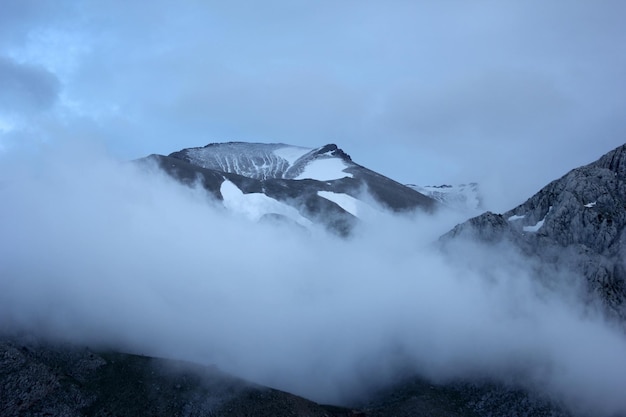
[273,146,311,165]
[523,219,545,232]
[295,159,353,181]
[317,191,379,219]
[523,206,552,232]
[508,214,526,221]
[220,180,312,227]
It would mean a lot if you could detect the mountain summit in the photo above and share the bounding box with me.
[143,142,436,233]
[169,142,353,181]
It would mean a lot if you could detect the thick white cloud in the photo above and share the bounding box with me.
[1,145,626,416]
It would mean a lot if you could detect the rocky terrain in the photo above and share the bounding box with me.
[444,143,626,320]
[142,143,436,234]
[0,337,359,417]
[0,337,570,417]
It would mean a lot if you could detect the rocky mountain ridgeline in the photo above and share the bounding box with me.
[445,144,626,320]
[138,142,438,235]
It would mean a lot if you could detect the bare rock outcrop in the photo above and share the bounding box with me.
[444,144,626,319]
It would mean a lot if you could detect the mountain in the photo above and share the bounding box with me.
[444,143,626,320]
[407,182,483,213]
[0,337,570,417]
[168,142,352,181]
[0,337,356,417]
[141,142,436,233]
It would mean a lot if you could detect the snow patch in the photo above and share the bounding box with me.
[220,180,312,227]
[295,159,353,181]
[317,191,379,219]
[508,214,526,221]
[523,219,545,233]
[523,207,552,233]
[273,145,311,165]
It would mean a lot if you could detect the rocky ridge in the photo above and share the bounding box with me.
[142,142,436,233]
[0,337,570,417]
[0,337,357,417]
[445,143,626,319]
[169,142,354,181]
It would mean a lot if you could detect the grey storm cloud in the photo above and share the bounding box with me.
[0,56,61,114]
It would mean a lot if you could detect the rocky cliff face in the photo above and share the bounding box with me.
[445,144,626,319]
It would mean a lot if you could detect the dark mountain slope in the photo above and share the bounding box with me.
[0,337,356,417]
[166,143,436,211]
[444,143,626,319]
[141,142,436,233]
[144,153,358,233]
[1,336,571,417]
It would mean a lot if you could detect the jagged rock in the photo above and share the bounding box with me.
[443,144,626,319]
[446,211,512,243]
[168,142,353,181]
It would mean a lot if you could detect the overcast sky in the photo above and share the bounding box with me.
[3,3,626,413]
[1,0,625,210]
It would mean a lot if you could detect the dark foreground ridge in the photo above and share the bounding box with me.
[0,337,357,417]
[0,337,571,417]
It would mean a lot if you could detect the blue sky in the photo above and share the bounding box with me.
[1,0,625,210]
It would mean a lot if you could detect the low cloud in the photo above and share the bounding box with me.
[1,144,625,416]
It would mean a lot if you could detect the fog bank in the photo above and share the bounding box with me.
[1,146,625,416]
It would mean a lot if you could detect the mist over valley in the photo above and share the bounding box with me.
[2,141,626,416]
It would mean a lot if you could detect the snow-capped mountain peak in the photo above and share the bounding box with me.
[147,141,436,233]
[169,142,354,181]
